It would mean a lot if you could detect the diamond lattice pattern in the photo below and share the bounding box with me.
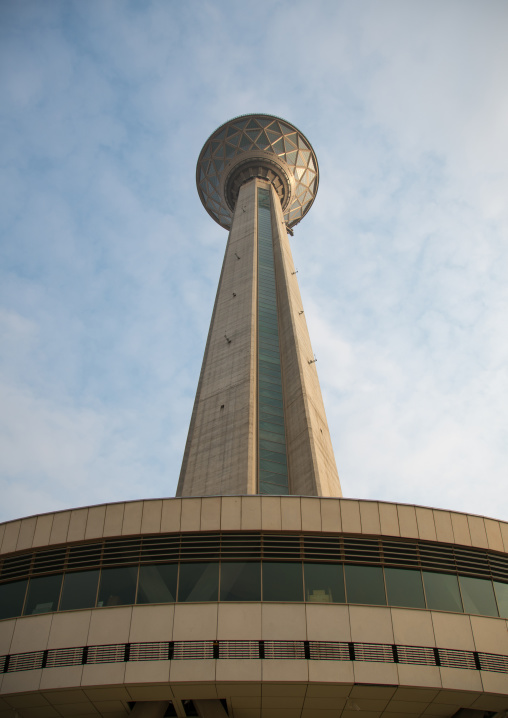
[197,116,318,229]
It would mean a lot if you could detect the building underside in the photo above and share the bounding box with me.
[1,496,508,718]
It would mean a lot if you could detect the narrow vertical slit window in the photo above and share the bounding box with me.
[257,186,289,494]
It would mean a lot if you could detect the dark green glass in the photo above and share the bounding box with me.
[304,563,345,603]
[494,581,508,618]
[344,565,386,605]
[24,574,63,615]
[60,570,99,610]
[259,429,285,443]
[0,580,27,619]
[260,459,288,475]
[178,562,219,602]
[220,562,261,601]
[459,576,498,616]
[263,562,303,601]
[259,481,289,495]
[98,566,138,607]
[260,438,288,454]
[137,564,178,604]
[385,568,425,608]
[422,571,463,612]
[260,449,287,465]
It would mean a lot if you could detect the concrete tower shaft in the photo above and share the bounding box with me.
[177,174,341,497]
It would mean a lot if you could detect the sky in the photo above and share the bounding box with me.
[0,0,507,524]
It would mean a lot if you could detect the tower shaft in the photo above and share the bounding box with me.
[177,179,341,497]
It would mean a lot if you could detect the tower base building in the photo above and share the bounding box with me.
[1,116,507,718]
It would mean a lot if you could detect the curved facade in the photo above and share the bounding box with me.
[1,497,508,718]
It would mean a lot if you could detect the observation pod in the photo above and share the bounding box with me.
[0,116,507,718]
[178,114,341,498]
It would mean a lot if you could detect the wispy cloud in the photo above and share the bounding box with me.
[0,0,507,522]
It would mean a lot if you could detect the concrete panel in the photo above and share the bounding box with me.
[415,508,437,542]
[201,498,221,532]
[140,500,162,534]
[359,502,381,535]
[320,498,341,533]
[467,515,488,548]
[81,662,126,687]
[433,511,454,544]
[469,614,508,653]
[391,608,436,647]
[261,660,308,683]
[484,518,504,551]
[67,509,88,542]
[352,662,399,686]
[48,610,91,649]
[306,604,351,642]
[396,664,442,690]
[180,499,202,532]
[169,660,216,684]
[10,613,53,653]
[217,603,261,640]
[161,499,181,533]
[216,659,262,683]
[378,503,400,537]
[341,501,361,534]
[85,505,106,540]
[261,603,306,640]
[241,497,261,530]
[280,497,301,531]
[172,604,218,641]
[124,660,170,685]
[450,513,471,546]
[261,497,281,531]
[103,503,125,537]
[1,521,21,554]
[16,517,37,551]
[0,620,15,655]
[397,505,418,539]
[87,607,132,645]
[129,605,174,643]
[221,497,241,530]
[349,606,394,644]
[121,501,143,536]
[301,498,321,532]
[431,612,474,651]
[39,666,84,691]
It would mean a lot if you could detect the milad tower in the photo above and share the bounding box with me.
[1,115,508,718]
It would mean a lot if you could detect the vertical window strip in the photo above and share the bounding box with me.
[257,187,289,494]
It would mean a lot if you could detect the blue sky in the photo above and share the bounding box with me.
[1,0,507,522]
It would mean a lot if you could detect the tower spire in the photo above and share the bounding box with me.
[177,115,341,497]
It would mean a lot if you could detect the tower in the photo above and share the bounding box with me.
[178,115,341,499]
[0,115,507,718]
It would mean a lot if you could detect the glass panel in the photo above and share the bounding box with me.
[178,562,219,602]
[422,571,463,612]
[259,429,285,443]
[260,438,288,454]
[24,574,62,615]
[304,563,345,603]
[385,568,425,608]
[260,449,287,465]
[344,565,386,605]
[259,459,287,476]
[259,481,289,495]
[98,566,138,607]
[263,562,303,601]
[220,562,261,601]
[259,470,289,486]
[60,570,99,610]
[0,580,27,619]
[259,411,285,427]
[494,581,508,618]
[459,576,498,616]
[137,564,178,604]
